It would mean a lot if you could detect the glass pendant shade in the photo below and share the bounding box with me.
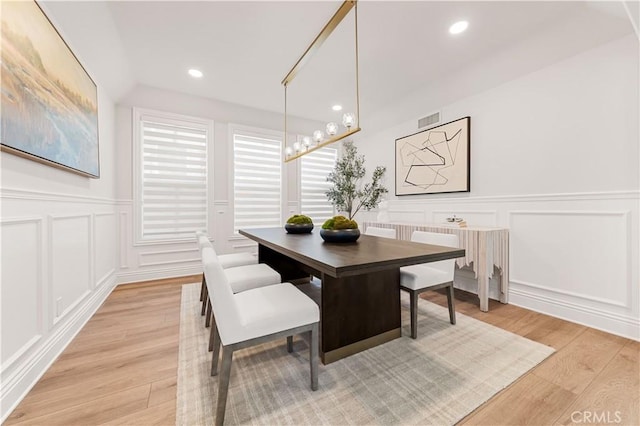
[342,113,356,129]
[326,122,338,136]
[313,130,324,143]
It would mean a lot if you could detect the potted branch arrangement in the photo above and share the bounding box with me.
[321,141,388,243]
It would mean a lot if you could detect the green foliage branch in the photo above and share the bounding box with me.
[325,141,388,220]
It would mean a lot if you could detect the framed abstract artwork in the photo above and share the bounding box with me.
[395,116,470,195]
[1,0,100,178]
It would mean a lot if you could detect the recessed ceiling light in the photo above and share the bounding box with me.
[188,68,203,78]
[449,21,469,35]
[332,105,343,111]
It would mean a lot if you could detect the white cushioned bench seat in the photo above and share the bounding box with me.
[230,283,319,344]
[225,263,281,293]
[219,252,257,269]
[400,265,451,290]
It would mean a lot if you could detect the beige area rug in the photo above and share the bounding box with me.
[176,283,554,425]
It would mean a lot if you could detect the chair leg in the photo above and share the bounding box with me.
[209,314,217,351]
[215,347,233,426]
[211,325,221,376]
[287,336,293,353]
[410,290,418,339]
[446,284,456,325]
[310,323,318,391]
[201,286,208,316]
[205,300,212,328]
[199,274,205,302]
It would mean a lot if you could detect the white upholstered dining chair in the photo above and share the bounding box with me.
[400,231,459,339]
[202,247,319,425]
[364,226,397,239]
[195,231,258,315]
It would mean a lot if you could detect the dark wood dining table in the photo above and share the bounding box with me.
[239,227,465,364]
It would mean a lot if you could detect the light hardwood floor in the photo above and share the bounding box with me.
[5,276,639,425]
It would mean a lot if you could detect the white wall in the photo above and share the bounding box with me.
[114,85,322,284]
[355,35,640,340]
[0,1,133,421]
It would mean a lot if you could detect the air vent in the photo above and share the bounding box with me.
[418,111,440,129]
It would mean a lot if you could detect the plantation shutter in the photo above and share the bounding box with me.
[140,117,208,241]
[233,132,282,231]
[301,146,338,224]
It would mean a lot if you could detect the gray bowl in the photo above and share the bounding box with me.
[319,228,360,243]
[284,223,314,234]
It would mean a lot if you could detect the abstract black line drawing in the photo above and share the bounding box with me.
[395,117,470,195]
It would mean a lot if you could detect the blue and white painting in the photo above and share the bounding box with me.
[1,1,99,178]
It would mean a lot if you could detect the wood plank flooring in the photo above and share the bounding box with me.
[5,277,639,425]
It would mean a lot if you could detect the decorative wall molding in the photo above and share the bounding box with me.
[138,248,200,267]
[388,190,639,205]
[0,217,44,375]
[385,195,638,342]
[0,335,41,376]
[119,212,129,269]
[511,279,629,309]
[508,210,632,310]
[116,265,201,285]
[0,187,120,205]
[94,213,116,289]
[510,287,639,340]
[48,214,93,326]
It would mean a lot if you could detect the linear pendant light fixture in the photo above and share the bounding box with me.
[282,0,361,163]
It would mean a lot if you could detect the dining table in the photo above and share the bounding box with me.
[239,227,466,364]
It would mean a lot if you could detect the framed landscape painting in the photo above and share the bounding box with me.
[1,0,100,178]
[395,117,470,195]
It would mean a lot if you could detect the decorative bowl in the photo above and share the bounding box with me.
[446,217,463,223]
[319,228,360,243]
[284,223,314,234]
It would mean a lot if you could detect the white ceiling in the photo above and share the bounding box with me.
[104,1,634,121]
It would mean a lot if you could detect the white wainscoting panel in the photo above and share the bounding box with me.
[0,188,120,423]
[119,211,129,269]
[388,208,425,223]
[376,191,638,340]
[94,213,116,287]
[509,210,630,309]
[49,214,92,324]
[138,247,200,267]
[0,218,43,369]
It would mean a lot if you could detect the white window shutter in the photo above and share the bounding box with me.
[139,117,209,241]
[301,146,337,224]
[233,133,282,231]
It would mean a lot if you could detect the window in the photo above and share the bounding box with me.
[300,146,338,224]
[134,108,211,243]
[232,127,282,231]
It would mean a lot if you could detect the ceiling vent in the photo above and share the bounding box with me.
[418,111,440,129]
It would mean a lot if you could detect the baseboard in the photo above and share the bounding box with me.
[509,287,640,341]
[0,274,118,423]
[116,265,201,285]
